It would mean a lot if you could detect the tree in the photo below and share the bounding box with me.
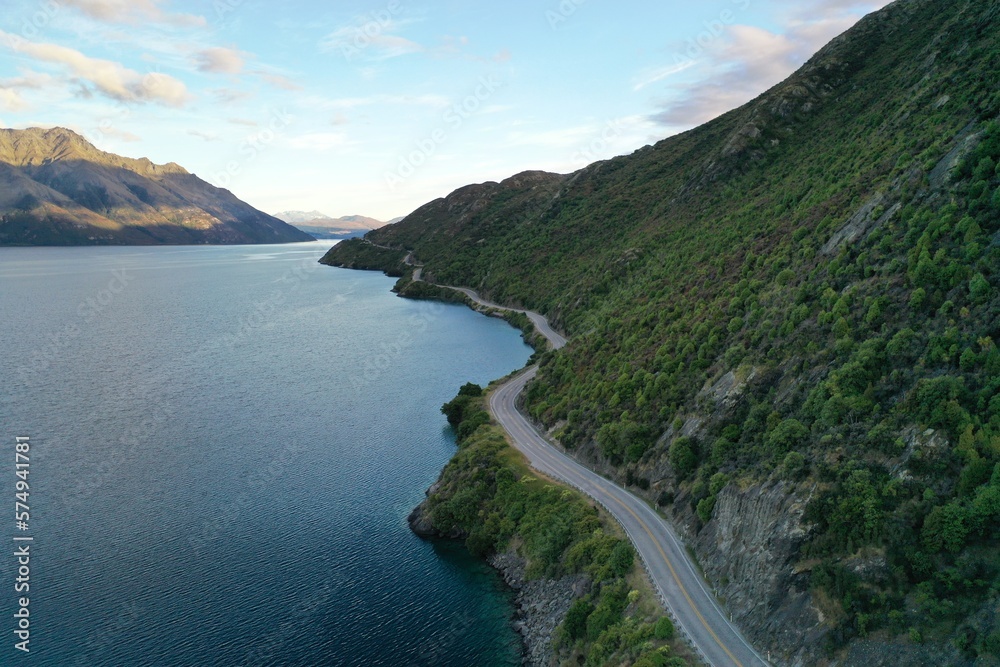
[922,502,969,553]
[562,599,592,640]
[765,419,809,456]
[969,273,990,304]
[669,437,697,479]
[609,541,634,577]
[458,382,483,397]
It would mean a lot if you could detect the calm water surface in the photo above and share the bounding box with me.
[0,243,531,666]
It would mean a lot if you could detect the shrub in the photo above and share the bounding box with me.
[563,599,592,641]
[654,616,676,641]
[669,437,697,479]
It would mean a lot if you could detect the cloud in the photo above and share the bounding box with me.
[254,72,301,91]
[100,126,141,142]
[195,47,245,74]
[632,60,696,91]
[188,129,220,142]
[62,0,205,27]
[211,88,253,105]
[0,88,27,112]
[228,117,258,127]
[0,70,55,111]
[647,1,892,129]
[319,18,424,60]
[1,70,54,91]
[0,32,191,107]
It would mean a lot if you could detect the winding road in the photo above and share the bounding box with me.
[452,285,768,667]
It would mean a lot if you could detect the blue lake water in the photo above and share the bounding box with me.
[0,243,531,666]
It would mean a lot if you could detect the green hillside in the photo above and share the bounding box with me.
[325,0,1000,661]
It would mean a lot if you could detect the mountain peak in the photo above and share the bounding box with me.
[0,127,188,176]
[0,127,310,245]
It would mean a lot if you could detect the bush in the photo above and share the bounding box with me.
[610,541,635,577]
[563,599,592,641]
[458,382,483,397]
[765,419,809,456]
[669,437,697,479]
[696,496,717,523]
[654,616,676,641]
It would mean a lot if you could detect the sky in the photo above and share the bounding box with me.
[0,0,892,221]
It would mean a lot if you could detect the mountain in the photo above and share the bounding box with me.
[274,210,389,239]
[273,210,337,224]
[324,0,1000,664]
[0,127,313,245]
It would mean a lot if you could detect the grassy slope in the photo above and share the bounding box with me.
[326,0,1000,660]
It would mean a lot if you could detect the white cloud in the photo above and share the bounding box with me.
[188,129,220,142]
[100,126,141,142]
[633,60,696,91]
[212,88,253,105]
[647,1,892,128]
[0,32,191,107]
[195,47,245,75]
[62,0,205,27]
[319,19,423,60]
[254,72,301,91]
[0,88,27,111]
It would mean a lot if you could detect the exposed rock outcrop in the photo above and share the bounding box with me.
[489,548,588,667]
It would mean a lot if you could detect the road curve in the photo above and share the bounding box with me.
[453,287,767,667]
[447,287,568,350]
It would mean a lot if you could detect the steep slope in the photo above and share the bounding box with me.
[0,127,312,245]
[325,0,1000,664]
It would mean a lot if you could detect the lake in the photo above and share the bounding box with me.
[0,242,532,666]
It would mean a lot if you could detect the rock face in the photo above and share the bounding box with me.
[489,549,587,667]
[408,484,584,667]
[0,127,313,245]
[692,482,824,666]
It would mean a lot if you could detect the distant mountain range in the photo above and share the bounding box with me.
[0,127,312,245]
[273,210,401,239]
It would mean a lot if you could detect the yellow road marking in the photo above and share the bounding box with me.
[606,493,744,667]
[493,371,749,666]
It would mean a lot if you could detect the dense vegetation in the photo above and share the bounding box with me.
[429,385,691,667]
[326,0,1000,661]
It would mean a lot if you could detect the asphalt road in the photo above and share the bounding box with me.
[452,286,768,667]
[448,287,568,350]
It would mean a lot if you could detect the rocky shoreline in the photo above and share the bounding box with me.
[408,493,586,666]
